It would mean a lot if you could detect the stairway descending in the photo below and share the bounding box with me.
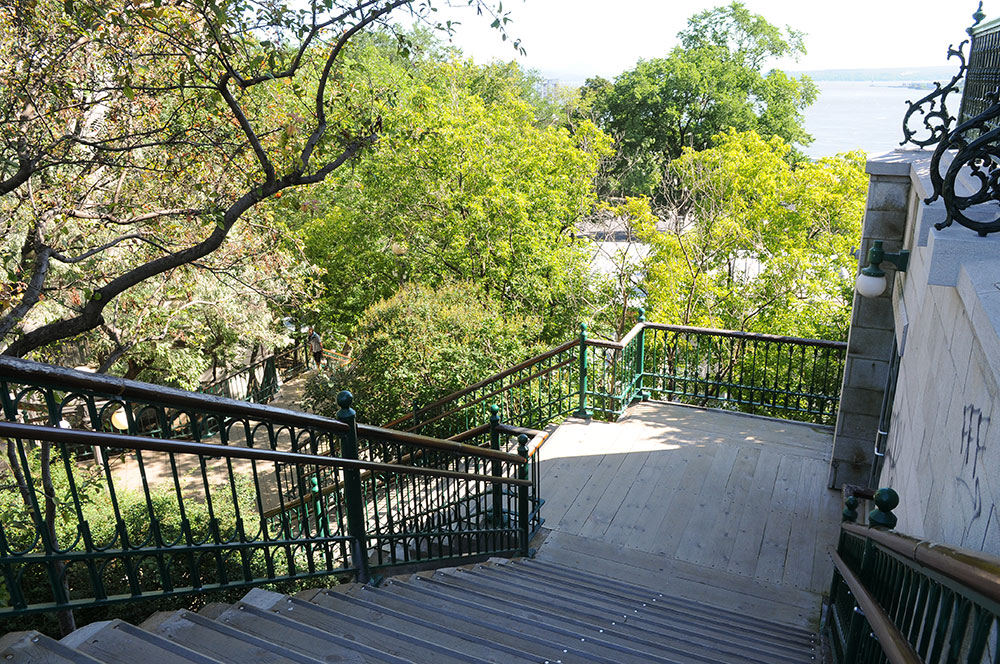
[0,558,818,664]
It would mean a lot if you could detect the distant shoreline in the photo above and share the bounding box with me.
[791,66,957,82]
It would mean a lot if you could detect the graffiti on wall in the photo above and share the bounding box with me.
[955,404,993,548]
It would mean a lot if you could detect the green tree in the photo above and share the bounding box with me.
[0,0,518,361]
[635,130,865,340]
[300,56,612,341]
[590,2,816,197]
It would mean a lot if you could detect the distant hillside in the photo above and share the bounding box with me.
[792,66,959,82]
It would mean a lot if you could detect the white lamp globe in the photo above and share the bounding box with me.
[110,407,130,430]
[856,272,887,298]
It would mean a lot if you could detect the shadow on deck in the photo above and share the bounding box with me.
[535,400,841,630]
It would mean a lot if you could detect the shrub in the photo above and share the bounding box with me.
[306,282,540,425]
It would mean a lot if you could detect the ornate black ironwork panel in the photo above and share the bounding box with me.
[926,94,1000,236]
[901,42,968,148]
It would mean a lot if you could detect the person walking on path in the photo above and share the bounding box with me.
[308,327,323,368]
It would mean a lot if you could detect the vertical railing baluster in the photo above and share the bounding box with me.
[575,323,590,418]
[489,405,503,528]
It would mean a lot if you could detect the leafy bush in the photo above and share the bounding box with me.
[306,282,540,425]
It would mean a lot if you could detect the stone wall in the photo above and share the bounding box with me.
[828,159,912,488]
[848,151,1000,555]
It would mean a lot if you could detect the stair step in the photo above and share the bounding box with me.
[534,531,818,630]
[142,609,328,664]
[306,587,541,664]
[495,560,817,654]
[60,619,224,663]
[519,558,816,640]
[229,587,502,664]
[248,589,501,664]
[425,565,814,664]
[328,583,606,664]
[388,574,706,664]
[197,602,233,619]
[0,631,104,664]
[212,592,415,664]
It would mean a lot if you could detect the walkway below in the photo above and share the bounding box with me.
[534,400,841,631]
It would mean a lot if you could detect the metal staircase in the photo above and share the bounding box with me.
[1,557,819,664]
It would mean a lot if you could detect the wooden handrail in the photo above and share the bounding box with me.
[843,521,1000,606]
[831,550,923,664]
[0,356,522,465]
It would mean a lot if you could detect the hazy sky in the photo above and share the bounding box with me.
[428,0,987,84]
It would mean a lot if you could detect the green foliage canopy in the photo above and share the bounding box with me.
[632,130,866,340]
[299,55,612,341]
[588,2,817,197]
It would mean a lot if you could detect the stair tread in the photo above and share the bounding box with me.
[418,569,815,663]
[308,588,548,664]
[60,620,225,664]
[389,573,813,664]
[224,588,493,664]
[518,558,816,638]
[535,530,820,630]
[0,631,104,664]
[384,576,696,664]
[498,560,817,649]
[143,609,330,664]
[212,598,416,664]
[326,584,607,664]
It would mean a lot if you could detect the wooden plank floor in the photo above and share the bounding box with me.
[536,400,842,630]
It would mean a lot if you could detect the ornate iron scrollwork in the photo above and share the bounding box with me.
[900,41,968,148]
[925,92,1000,236]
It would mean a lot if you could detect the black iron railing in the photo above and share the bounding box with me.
[960,15,1000,126]
[826,491,1000,664]
[0,357,535,617]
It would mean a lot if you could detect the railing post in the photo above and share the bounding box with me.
[489,404,503,526]
[336,390,370,583]
[868,487,899,529]
[635,309,648,402]
[517,434,531,557]
[574,322,591,419]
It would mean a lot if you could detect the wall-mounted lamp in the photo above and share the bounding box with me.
[856,240,910,298]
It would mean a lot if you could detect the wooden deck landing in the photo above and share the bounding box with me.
[535,400,842,630]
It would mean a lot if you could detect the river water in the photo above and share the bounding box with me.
[802,80,947,159]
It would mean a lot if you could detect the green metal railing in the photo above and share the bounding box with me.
[200,340,313,405]
[638,324,846,424]
[389,318,847,437]
[826,489,1000,664]
[385,339,580,439]
[0,357,532,618]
